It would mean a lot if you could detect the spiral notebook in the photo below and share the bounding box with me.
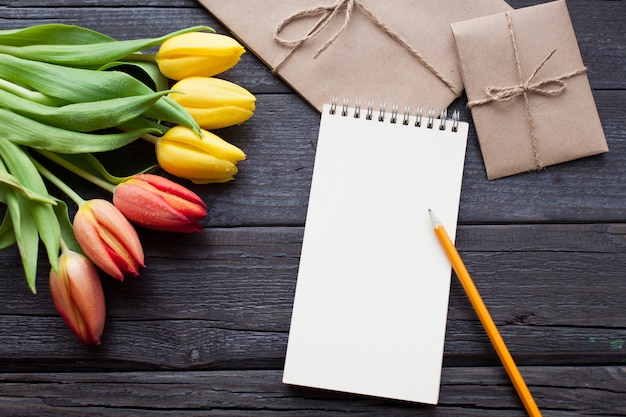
[283,98,469,404]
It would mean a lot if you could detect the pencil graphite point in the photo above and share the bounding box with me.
[428,209,442,228]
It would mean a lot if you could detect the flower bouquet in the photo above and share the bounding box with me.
[0,24,256,344]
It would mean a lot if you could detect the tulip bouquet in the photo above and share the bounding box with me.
[0,24,256,344]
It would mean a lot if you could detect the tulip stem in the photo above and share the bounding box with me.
[0,78,66,106]
[59,237,70,254]
[141,133,160,145]
[125,53,157,62]
[34,150,117,194]
[29,157,85,207]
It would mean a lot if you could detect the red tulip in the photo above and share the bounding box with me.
[73,199,144,280]
[49,249,105,345]
[113,174,207,233]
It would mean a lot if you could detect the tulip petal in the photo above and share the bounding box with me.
[114,182,196,231]
[74,200,144,280]
[113,174,207,233]
[156,33,244,79]
[65,252,105,344]
[86,200,144,269]
[50,250,105,345]
[50,265,89,342]
[74,207,124,280]
[168,77,256,130]
[135,174,205,208]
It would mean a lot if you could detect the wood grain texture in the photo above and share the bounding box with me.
[0,367,624,417]
[0,0,624,416]
[1,225,623,371]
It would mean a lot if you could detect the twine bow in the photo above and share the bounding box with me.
[272,0,460,95]
[467,12,586,170]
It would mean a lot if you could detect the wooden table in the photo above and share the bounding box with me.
[1,1,624,415]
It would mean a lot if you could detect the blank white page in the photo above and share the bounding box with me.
[283,103,468,404]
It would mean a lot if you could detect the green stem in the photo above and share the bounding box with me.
[59,237,70,254]
[141,132,160,145]
[124,52,157,62]
[0,78,66,106]
[30,157,85,207]
[35,149,116,193]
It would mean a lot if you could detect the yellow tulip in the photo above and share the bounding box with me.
[156,125,246,184]
[156,32,245,80]
[169,77,256,130]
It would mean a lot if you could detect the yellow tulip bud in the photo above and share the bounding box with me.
[169,77,256,130]
[156,125,246,184]
[156,32,245,80]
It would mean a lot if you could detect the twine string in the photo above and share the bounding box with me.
[467,12,586,170]
[273,0,460,95]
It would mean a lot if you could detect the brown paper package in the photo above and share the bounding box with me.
[451,0,608,180]
[197,0,511,113]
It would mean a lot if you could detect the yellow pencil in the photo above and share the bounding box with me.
[428,209,542,417]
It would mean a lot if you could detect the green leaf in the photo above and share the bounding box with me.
[0,88,172,132]
[0,141,61,276]
[118,116,170,135]
[3,187,41,293]
[0,210,17,250]
[0,53,200,133]
[0,24,114,46]
[0,26,212,68]
[0,77,67,106]
[100,61,171,92]
[0,107,160,153]
[45,152,128,185]
[0,171,57,204]
[52,198,82,254]
[0,168,17,250]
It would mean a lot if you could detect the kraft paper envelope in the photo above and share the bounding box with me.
[451,0,608,179]
[197,0,512,112]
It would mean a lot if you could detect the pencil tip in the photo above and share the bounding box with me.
[428,209,442,228]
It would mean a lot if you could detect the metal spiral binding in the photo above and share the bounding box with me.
[424,108,433,128]
[328,97,460,132]
[353,98,361,118]
[438,109,448,130]
[414,106,423,127]
[365,100,374,120]
[390,104,398,124]
[451,110,459,132]
[341,97,349,117]
[402,105,411,125]
[329,96,337,115]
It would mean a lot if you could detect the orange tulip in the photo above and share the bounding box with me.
[73,199,144,280]
[113,174,207,233]
[49,249,105,345]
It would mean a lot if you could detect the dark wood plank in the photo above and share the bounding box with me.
[0,367,623,416]
[0,224,623,370]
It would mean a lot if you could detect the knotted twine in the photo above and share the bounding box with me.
[272,0,460,96]
[467,12,587,170]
